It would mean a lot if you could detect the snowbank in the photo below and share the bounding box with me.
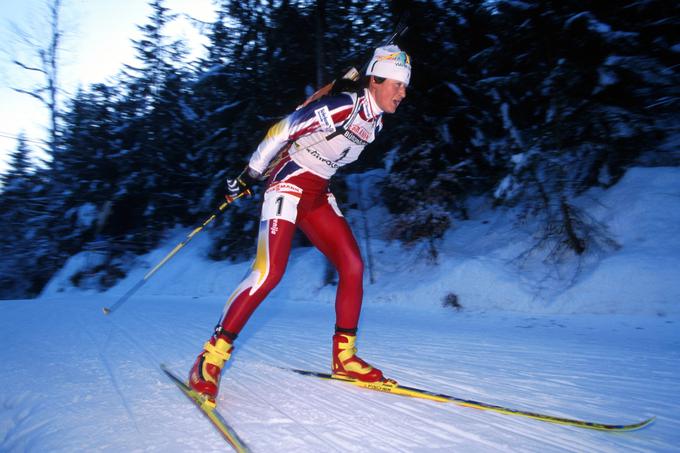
[41,166,680,316]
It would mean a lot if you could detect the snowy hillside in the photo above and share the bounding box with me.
[1,166,679,451]
[43,165,680,315]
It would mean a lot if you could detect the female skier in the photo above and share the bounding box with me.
[189,45,411,406]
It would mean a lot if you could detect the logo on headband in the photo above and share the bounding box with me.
[376,51,411,68]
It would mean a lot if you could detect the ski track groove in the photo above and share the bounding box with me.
[277,376,420,452]
[227,365,338,452]
[234,342,366,452]
[0,395,53,452]
[80,315,142,435]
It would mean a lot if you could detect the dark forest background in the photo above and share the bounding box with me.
[0,0,678,299]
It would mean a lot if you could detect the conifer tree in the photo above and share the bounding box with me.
[0,136,45,297]
[488,0,679,263]
[0,134,33,193]
[381,1,496,249]
[103,0,194,250]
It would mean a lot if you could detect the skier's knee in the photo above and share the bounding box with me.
[339,254,363,280]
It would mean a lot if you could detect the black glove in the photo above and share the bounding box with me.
[226,167,259,200]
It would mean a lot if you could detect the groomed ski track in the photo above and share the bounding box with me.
[1,294,677,452]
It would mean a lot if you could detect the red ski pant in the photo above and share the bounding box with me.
[218,165,364,335]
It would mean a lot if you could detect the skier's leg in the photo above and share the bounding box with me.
[189,189,300,402]
[217,217,297,333]
[298,194,384,382]
[298,193,363,330]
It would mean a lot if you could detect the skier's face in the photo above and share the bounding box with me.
[371,77,407,114]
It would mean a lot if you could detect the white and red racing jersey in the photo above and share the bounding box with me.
[249,88,384,179]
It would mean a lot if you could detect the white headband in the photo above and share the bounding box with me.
[366,45,411,85]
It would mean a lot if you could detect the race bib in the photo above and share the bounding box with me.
[261,190,300,224]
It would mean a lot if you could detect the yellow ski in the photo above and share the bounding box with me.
[290,369,654,432]
[161,365,250,452]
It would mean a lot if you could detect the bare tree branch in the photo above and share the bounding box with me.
[8,0,65,155]
[12,88,46,103]
[12,59,47,74]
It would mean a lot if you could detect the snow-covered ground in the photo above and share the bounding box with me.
[2,166,680,451]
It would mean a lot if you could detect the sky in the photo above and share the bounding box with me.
[0,0,217,175]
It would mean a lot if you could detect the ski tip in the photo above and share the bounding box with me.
[625,416,656,431]
[597,416,656,432]
[643,416,656,426]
